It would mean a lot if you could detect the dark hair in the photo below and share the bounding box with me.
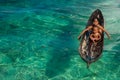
[92,17,101,25]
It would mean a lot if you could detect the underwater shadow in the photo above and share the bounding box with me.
[45,20,77,78]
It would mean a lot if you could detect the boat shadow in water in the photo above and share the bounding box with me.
[45,21,76,78]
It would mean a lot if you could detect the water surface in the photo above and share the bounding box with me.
[0,0,120,80]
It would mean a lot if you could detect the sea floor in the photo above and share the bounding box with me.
[0,0,120,80]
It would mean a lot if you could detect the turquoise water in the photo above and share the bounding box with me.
[0,0,120,80]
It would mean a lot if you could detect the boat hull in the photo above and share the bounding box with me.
[79,9,104,67]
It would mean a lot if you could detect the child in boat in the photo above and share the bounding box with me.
[78,17,110,44]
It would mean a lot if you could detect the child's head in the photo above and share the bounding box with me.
[92,17,101,25]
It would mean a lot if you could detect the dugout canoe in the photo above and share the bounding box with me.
[79,9,104,68]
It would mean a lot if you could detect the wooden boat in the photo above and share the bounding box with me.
[78,9,104,68]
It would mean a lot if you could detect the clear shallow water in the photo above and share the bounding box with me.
[0,0,120,80]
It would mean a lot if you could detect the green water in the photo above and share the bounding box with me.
[0,0,120,80]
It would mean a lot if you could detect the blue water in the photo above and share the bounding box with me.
[0,0,120,80]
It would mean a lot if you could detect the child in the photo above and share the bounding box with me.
[78,17,110,44]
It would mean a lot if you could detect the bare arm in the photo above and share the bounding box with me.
[97,25,110,39]
[78,26,92,40]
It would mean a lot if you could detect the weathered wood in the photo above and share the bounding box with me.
[79,9,104,68]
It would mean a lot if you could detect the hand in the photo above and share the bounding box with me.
[108,35,111,39]
[78,36,81,40]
